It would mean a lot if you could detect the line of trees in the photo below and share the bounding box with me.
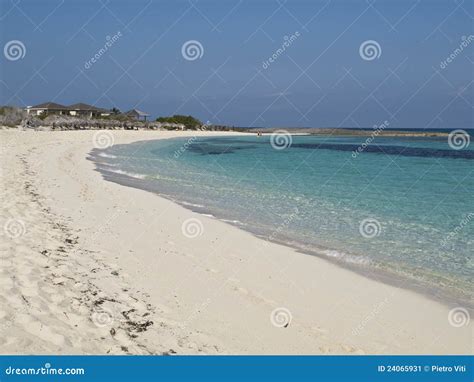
[156,115,202,129]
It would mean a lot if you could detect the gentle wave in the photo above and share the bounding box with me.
[98,152,117,158]
[221,218,246,226]
[321,249,371,266]
[180,201,205,208]
[107,169,147,180]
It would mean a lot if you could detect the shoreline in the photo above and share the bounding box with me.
[94,158,473,314]
[1,129,472,354]
[91,136,473,313]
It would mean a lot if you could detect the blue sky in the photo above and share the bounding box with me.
[1,0,473,128]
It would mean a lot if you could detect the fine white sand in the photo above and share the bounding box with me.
[0,129,472,355]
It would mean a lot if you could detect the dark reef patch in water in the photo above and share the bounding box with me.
[291,143,474,159]
[186,142,258,155]
[183,138,474,160]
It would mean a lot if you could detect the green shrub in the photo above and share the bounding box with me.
[156,115,202,129]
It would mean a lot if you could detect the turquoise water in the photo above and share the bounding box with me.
[91,134,474,304]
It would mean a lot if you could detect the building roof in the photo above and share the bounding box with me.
[29,102,68,110]
[126,109,150,117]
[68,103,108,112]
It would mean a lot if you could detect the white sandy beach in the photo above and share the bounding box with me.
[0,129,472,355]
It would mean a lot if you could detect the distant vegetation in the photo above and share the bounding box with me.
[97,113,130,121]
[38,112,50,120]
[0,105,241,131]
[156,115,202,129]
[0,106,26,126]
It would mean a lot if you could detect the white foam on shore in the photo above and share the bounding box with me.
[221,218,245,226]
[180,201,205,208]
[322,249,370,265]
[108,169,147,180]
[98,152,117,158]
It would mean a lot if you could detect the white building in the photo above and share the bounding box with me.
[25,102,110,118]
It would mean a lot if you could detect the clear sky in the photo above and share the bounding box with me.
[1,0,473,128]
